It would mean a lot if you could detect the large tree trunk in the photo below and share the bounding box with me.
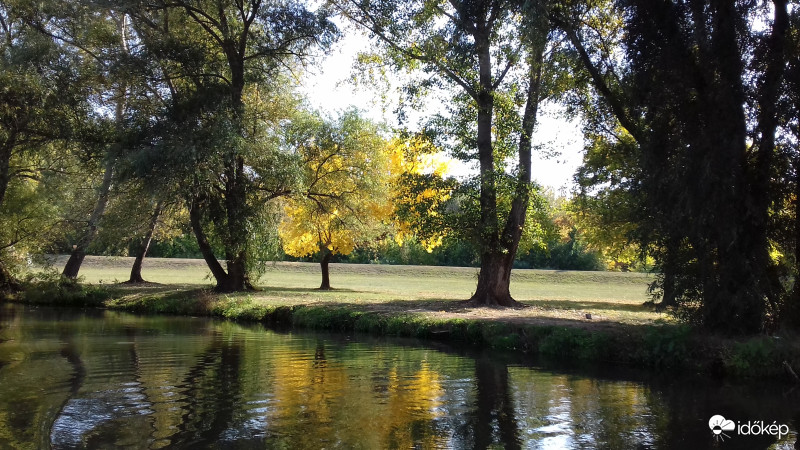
[128,200,163,283]
[655,237,679,310]
[698,1,769,334]
[469,20,503,306]
[469,33,544,307]
[0,141,13,209]
[749,0,790,328]
[189,197,229,288]
[63,155,116,279]
[218,154,253,292]
[785,156,800,329]
[319,248,333,290]
[0,142,19,293]
[471,253,517,306]
[64,19,129,280]
[0,260,20,294]
[219,253,251,292]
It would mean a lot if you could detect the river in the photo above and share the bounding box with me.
[0,303,797,449]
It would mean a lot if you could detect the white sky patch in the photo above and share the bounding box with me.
[298,30,584,194]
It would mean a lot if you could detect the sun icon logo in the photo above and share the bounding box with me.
[709,415,736,442]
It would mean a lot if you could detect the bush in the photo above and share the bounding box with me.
[724,337,779,378]
[21,272,110,307]
[637,325,691,368]
[538,327,611,361]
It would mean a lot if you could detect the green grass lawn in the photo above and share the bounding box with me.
[47,255,667,327]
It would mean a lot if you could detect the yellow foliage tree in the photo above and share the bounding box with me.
[387,134,454,253]
[280,109,393,289]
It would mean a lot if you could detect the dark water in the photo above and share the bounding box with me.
[0,304,797,449]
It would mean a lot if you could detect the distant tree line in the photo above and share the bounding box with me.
[71,189,611,272]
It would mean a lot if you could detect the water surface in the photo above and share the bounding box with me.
[0,303,797,449]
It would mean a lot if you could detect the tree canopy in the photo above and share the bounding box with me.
[279,109,393,289]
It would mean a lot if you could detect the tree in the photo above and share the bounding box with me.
[389,133,456,254]
[337,0,560,306]
[573,127,644,272]
[775,7,800,327]
[24,4,150,279]
[123,0,337,291]
[279,109,392,290]
[0,1,94,290]
[554,0,795,333]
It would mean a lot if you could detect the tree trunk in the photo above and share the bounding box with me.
[63,155,116,279]
[0,260,20,294]
[319,248,332,290]
[216,152,252,293]
[219,253,252,292]
[64,20,130,280]
[0,141,13,209]
[656,237,679,309]
[469,34,544,308]
[471,253,519,306]
[189,197,229,288]
[128,200,163,283]
[786,156,800,329]
[0,143,18,293]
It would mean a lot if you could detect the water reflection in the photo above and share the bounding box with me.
[470,355,521,449]
[0,304,797,449]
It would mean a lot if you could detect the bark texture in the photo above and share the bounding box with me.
[128,201,163,283]
[319,248,332,290]
[62,156,115,279]
[469,32,544,307]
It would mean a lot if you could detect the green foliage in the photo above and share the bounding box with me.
[20,272,110,307]
[213,296,276,322]
[109,0,338,290]
[724,338,780,379]
[106,289,212,316]
[280,109,392,260]
[291,306,364,331]
[537,327,611,361]
[514,193,604,271]
[344,235,479,267]
[0,3,100,280]
[559,0,797,332]
[637,326,691,368]
[145,233,206,258]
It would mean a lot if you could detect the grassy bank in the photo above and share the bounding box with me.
[14,256,800,382]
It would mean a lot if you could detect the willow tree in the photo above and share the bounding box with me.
[338,0,561,306]
[554,0,794,333]
[0,1,92,290]
[125,0,337,291]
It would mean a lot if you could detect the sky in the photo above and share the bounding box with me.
[298,31,585,195]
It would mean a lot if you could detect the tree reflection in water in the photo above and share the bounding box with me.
[171,332,243,447]
[0,305,797,449]
[470,355,521,449]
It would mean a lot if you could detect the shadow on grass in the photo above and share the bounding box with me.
[295,298,658,333]
[529,299,651,313]
[256,286,364,294]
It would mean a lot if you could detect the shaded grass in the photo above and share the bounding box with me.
[50,256,660,327]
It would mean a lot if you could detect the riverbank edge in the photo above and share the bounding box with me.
[6,281,800,383]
